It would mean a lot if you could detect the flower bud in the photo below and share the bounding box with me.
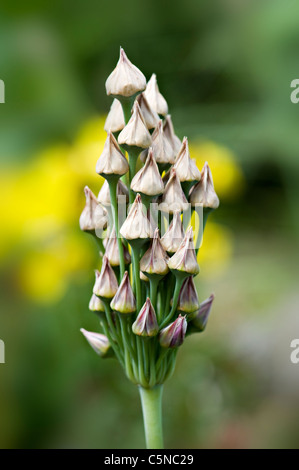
[98,180,129,207]
[105,47,146,98]
[144,74,168,116]
[118,100,152,150]
[110,271,136,314]
[176,277,199,314]
[159,168,189,214]
[174,137,201,183]
[141,120,174,165]
[163,115,181,156]
[189,162,219,209]
[159,314,187,348]
[93,256,118,299]
[160,211,185,254]
[132,298,159,337]
[104,99,125,133]
[89,293,105,313]
[80,328,112,357]
[140,228,169,277]
[131,148,164,197]
[105,228,131,266]
[190,294,214,331]
[79,186,108,232]
[120,193,153,241]
[96,132,129,178]
[136,93,160,130]
[168,227,199,276]
[140,271,149,282]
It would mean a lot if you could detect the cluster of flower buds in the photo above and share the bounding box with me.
[80,48,219,388]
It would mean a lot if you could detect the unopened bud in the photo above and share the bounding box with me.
[80,328,112,357]
[144,74,168,116]
[190,162,219,209]
[131,148,164,197]
[141,120,174,165]
[163,115,181,156]
[168,227,199,276]
[176,277,199,314]
[89,293,105,313]
[104,98,125,133]
[159,168,189,214]
[96,132,129,178]
[160,211,185,254]
[105,228,131,266]
[132,298,159,337]
[159,314,187,348]
[110,271,136,314]
[98,180,129,207]
[190,294,214,331]
[79,186,107,232]
[93,256,118,299]
[105,47,146,99]
[120,193,153,241]
[118,100,152,150]
[140,228,169,277]
[174,137,201,183]
[137,93,160,130]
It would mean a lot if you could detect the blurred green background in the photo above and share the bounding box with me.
[1,0,299,449]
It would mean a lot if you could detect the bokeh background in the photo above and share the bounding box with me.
[1,0,299,449]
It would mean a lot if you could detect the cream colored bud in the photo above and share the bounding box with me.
[168,227,199,276]
[144,74,168,116]
[159,169,189,214]
[140,271,149,282]
[136,93,160,130]
[110,271,136,314]
[104,99,125,133]
[140,228,169,277]
[105,227,131,266]
[132,298,159,337]
[120,193,153,241]
[89,293,105,313]
[118,100,152,149]
[174,137,201,183]
[98,180,129,207]
[163,115,181,156]
[105,47,146,98]
[131,148,164,197]
[160,211,185,254]
[79,186,108,232]
[80,328,112,357]
[142,120,174,165]
[96,132,129,177]
[93,256,118,299]
[189,162,220,209]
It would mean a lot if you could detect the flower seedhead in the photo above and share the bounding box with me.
[140,228,169,277]
[168,226,199,276]
[159,314,187,348]
[159,168,188,214]
[163,115,181,156]
[160,211,185,254]
[80,328,112,357]
[174,137,201,183]
[89,293,105,313]
[96,132,129,178]
[177,277,199,314]
[98,180,129,207]
[190,162,219,209]
[144,74,168,116]
[131,148,164,197]
[105,228,131,266]
[79,186,108,232]
[137,93,160,130]
[110,271,136,314]
[132,298,159,337]
[120,193,153,241]
[105,47,146,98]
[190,294,214,331]
[118,100,152,150]
[93,256,118,299]
[104,99,125,133]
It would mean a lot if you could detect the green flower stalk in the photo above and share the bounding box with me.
[80,48,219,449]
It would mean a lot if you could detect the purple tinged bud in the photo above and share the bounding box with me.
[110,271,136,314]
[132,298,159,337]
[190,294,214,331]
[79,186,108,232]
[160,211,185,254]
[140,228,169,277]
[159,314,187,348]
[174,137,201,183]
[168,226,199,276]
[80,328,112,357]
[189,162,219,209]
[120,193,153,241]
[137,93,160,130]
[176,276,200,314]
[93,256,118,299]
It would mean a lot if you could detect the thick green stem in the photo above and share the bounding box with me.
[139,385,164,449]
[108,179,125,278]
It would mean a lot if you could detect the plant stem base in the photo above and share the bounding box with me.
[138,385,164,449]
